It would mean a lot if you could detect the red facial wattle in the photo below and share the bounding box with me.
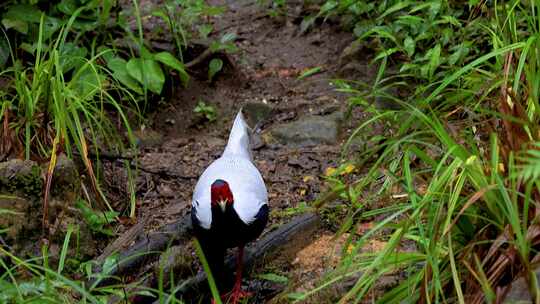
[211,179,234,209]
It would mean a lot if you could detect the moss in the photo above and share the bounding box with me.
[0,160,43,198]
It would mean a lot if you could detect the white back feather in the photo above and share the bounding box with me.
[192,110,268,229]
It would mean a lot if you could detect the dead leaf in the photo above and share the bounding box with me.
[366,239,387,252]
[356,222,374,235]
[325,166,337,176]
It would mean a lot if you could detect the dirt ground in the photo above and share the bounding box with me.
[102,0,377,302]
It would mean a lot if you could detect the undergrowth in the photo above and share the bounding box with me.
[0,0,227,302]
[293,0,540,303]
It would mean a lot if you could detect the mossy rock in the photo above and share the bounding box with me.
[266,112,344,147]
[0,159,43,198]
[48,154,80,203]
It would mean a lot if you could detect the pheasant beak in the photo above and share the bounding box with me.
[218,199,227,212]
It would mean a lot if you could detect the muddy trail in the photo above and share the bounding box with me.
[100,1,376,302]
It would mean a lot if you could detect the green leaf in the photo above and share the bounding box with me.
[126,58,165,94]
[102,254,119,275]
[220,32,237,44]
[427,44,441,79]
[59,42,87,73]
[320,1,338,15]
[300,16,316,34]
[57,0,79,15]
[154,52,190,87]
[374,47,399,61]
[379,1,412,20]
[0,33,10,68]
[72,65,104,99]
[258,273,289,283]
[2,4,42,24]
[75,199,118,235]
[2,19,28,34]
[297,66,323,80]
[287,292,306,300]
[208,58,223,81]
[3,5,61,39]
[448,43,470,66]
[199,24,213,39]
[361,26,397,43]
[403,36,415,57]
[107,57,143,94]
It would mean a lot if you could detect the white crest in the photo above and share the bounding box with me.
[222,110,252,160]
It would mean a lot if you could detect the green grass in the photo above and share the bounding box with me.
[295,0,540,303]
[0,0,221,302]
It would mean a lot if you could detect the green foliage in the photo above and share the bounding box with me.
[194,238,223,304]
[0,233,189,302]
[518,142,540,181]
[300,0,540,302]
[75,199,118,236]
[208,58,223,81]
[297,66,323,80]
[258,273,289,284]
[306,0,490,83]
[194,101,217,122]
[152,0,225,61]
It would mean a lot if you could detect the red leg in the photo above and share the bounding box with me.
[212,246,252,304]
[233,246,244,291]
[229,246,252,303]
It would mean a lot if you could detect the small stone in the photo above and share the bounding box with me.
[134,128,164,148]
[243,102,273,127]
[251,134,265,150]
[0,159,42,198]
[503,268,540,304]
[338,40,365,67]
[266,112,343,147]
[157,183,175,198]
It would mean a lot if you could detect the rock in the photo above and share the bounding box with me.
[251,134,265,150]
[134,128,164,148]
[50,154,80,202]
[0,156,97,259]
[242,102,273,127]
[265,112,343,147]
[375,85,402,110]
[0,159,42,244]
[155,245,194,280]
[503,268,540,304]
[0,159,42,198]
[0,196,38,242]
[48,207,98,259]
[337,61,371,81]
[338,40,365,67]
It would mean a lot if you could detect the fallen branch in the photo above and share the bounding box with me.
[157,212,320,303]
[185,48,214,69]
[95,220,146,265]
[89,214,192,287]
[98,212,320,303]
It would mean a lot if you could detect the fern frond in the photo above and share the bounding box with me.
[518,142,540,181]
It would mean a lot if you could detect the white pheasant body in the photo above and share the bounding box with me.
[190,109,269,301]
[191,110,268,230]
